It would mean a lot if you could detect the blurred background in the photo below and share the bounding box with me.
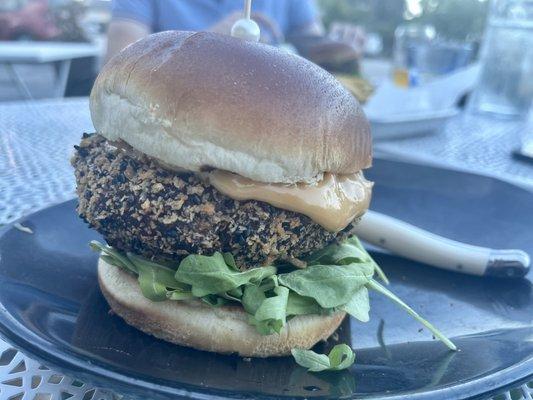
[320,0,488,56]
[0,0,531,153]
[2,3,533,399]
[0,0,490,100]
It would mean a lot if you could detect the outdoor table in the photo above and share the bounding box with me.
[0,41,104,99]
[0,97,532,399]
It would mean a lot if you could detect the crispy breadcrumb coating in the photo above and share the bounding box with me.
[72,134,352,269]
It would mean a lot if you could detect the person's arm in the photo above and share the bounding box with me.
[105,18,150,62]
[105,0,154,62]
[285,0,323,43]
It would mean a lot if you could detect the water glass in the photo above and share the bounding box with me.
[393,24,436,86]
[520,105,533,157]
[469,0,533,118]
[393,24,475,87]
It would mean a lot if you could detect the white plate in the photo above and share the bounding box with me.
[369,108,460,139]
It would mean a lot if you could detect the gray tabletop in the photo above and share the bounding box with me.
[0,97,532,399]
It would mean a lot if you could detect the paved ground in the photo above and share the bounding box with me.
[0,64,59,101]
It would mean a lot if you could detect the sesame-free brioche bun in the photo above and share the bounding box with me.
[90,31,371,184]
[98,257,346,357]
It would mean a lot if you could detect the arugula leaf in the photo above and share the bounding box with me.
[306,236,389,284]
[341,286,370,322]
[278,263,373,308]
[90,241,137,273]
[327,344,356,370]
[89,240,456,351]
[242,284,266,315]
[249,316,281,335]
[291,344,355,372]
[100,254,123,269]
[175,252,277,297]
[252,286,289,334]
[201,294,230,307]
[370,260,389,285]
[223,252,239,271]
[220,291,243,303]
[306,237,368,266]
[286,292,323,316]
[127,253,184,289]
[259,275,278,292]
[247,286,290,335]
[228,286,243,298]
[368,280,457,351]
[291,349,330,372]
[167,289,194,300]
[135,262,170,301]
[348,236,389,285]
[126,252,191,301]
[92,241,193,301]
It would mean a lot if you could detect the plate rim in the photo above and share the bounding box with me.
[366,107,459,124]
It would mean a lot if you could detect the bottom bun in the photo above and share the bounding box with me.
[98,257,346,357]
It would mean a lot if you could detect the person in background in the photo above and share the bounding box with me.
[105,0,363,73]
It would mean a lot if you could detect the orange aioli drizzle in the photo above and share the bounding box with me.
[208,170,373,232]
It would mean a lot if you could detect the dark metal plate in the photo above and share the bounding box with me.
[0,158,532,399]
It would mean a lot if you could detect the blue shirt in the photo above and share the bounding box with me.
[112,0,318,39]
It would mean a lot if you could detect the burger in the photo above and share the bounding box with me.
[72,31,454,359]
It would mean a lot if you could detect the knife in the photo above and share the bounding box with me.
[353,210,530,278]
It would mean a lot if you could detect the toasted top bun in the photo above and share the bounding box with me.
[98,257,345,357]
[90,31,372,184]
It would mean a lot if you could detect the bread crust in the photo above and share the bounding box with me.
[90,31,372,184]
[98,257,345,357]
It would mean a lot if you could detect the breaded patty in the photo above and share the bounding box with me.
[72,134,352,269]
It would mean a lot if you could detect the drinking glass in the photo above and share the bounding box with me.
[519,105,533,158]
[469,0,533,118]
[393,24,474,87]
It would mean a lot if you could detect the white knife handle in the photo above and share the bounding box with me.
[352,210,530,278]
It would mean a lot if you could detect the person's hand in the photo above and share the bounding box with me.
[328,22,366,58]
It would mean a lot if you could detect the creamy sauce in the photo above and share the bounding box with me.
[209,170,373,232]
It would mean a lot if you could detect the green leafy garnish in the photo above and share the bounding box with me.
[278,262,373,308]
[368,280,457,351]
[306,236,389,285]
[242,284,266,314]
[90,235,456,354]
[291,344,355,372]
[90,241,137,273]
[166,289,194,301]
[340,286,370,322]
[128,253,187,301]
[249,286,289,335]
[176,252,277,297]
[286,292,323,316]
[201,294,229,307]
